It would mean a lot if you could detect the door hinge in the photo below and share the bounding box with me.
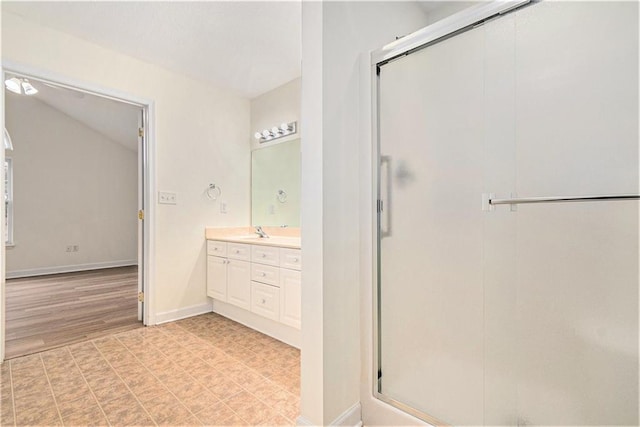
[138,291,144,302]
[377,199,384,212]
[138,210,144,220]
[138,128,144,138]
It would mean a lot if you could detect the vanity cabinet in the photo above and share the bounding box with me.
[206,241,251,310]
[207,239,301,330]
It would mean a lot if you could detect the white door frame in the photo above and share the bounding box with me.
[0,61,157,361]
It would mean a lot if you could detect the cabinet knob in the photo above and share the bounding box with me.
[261,298,266,304]
[235,250,239,253]
[293,258,299,262]
[262,254,266,258]
[214,247,218,251]
[261,272,266,277]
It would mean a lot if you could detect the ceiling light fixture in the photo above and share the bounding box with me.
[254,121,297,144]
[4,77,38,96]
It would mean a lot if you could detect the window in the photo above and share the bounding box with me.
[5,158,13,246]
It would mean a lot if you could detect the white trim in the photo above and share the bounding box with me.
[5,260,137,279]
[297,402,363,426]
[296,416,314,426]
[212,299,301,348]
[371,0,532,65]
[330,402,363,427]
[0,61,157,354]
[154,302,212,325]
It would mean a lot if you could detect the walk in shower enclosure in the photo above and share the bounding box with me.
[373,1,639,425]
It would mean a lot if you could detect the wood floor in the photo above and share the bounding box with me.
[5,266,141,359]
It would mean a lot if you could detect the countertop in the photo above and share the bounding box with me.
[205,226,301,249]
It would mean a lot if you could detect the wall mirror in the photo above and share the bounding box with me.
[251,138,300,227]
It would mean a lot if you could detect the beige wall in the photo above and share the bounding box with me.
[5,95,137,276]
[1,11,251,322]
[249,78,301,227]
[250,78,300,151]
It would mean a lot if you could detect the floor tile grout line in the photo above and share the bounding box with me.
[111,333,203,423]
[38,353,65,426]
[65,345,112,426]
[90,340,159,427]
[118,328,250,424]
[159,323,299,423]
[8,361,17,427]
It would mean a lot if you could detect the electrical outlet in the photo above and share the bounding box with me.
[66,245,73,252]
[158,191,177,205]
[73,245,79,252]
[220,201,227,214]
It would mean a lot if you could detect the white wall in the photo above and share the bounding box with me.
[1,11,251,323]
[300,2,431,425]
[5,94,137,276]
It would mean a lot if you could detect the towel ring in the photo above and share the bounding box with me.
[277,189,287,203]
[207,184,222,200]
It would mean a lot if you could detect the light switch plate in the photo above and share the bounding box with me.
[159,192,177,205]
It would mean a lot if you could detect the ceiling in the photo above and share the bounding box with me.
[6,77,141,151]
[2,1,302,99]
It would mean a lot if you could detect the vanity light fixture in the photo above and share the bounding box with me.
[254,121,297,144]
[4,77,38,96]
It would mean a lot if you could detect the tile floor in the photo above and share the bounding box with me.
[0,313,300,426]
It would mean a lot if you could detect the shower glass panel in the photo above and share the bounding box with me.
[376,2,639,426]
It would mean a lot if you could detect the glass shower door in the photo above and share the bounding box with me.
[376,2,639,425]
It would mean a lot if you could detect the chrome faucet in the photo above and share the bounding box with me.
[255,226,269,238]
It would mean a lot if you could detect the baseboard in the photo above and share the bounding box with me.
[296,416,314,426]
[297,402,362,427]
[154,302,212,325]
[6,260,138,279]
[331,402,363,426]
[212,299,301,349]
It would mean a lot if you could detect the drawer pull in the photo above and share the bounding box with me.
[261,298,266,304]
[293,258,299,262]
[213,247,218,251]
[235,249,240,253]
[261,272,266,277]
[262,253,267,258]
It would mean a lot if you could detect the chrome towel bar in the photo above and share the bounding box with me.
[489,194,640,206]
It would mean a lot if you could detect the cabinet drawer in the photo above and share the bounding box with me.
[279,248,302,271]
[207,240,227,257]
[251,263,280,286]
[251,282,280,321]
[251,245,279,266]
[227,243,250,261]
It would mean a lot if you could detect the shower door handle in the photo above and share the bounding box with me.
[379,155,392,238]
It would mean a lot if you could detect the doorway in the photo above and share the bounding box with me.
[2,70,151,359]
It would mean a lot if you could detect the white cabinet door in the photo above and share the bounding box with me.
[207,256,227,301]
[227,259,251,310]
[280,269,301,329]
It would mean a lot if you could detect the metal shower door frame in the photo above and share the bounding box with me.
[370,1,533,424]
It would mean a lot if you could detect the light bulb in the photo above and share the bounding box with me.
[262,130,270,138]
[21,81,38,95]
[5,78,21,94]
[280,123,289,131]
[254,132,262,140]
[271,127,279,134]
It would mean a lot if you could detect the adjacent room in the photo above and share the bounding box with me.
[4,76,143,359]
